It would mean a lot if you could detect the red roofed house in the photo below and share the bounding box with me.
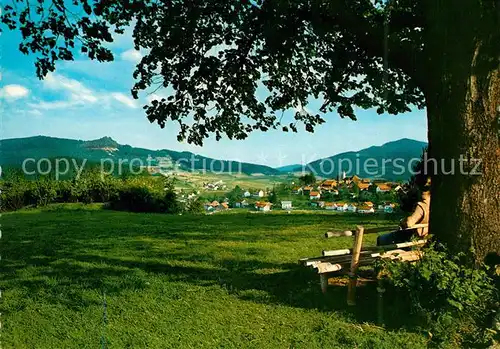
[376,183,392,193]
[358,205,375,213]
[320,179,337,191]
[309,191,321,200]
[335,202,349,211]
[351,175,362,185]
[255,201,272,212]
[347,203,358,212]
[357,182,371,191]
[303,186,314,194]
[325,202,336,210]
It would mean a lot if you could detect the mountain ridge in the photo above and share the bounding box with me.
[0,135,281,175]
[283,138,428,180]
[1,136,427,179]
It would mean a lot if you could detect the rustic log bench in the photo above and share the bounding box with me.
[299,224,429,323]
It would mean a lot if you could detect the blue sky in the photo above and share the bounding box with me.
[1,25,428,167]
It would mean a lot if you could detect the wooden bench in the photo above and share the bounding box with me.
[299,224,429,321]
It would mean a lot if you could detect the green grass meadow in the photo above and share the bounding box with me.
[1,206,428,348]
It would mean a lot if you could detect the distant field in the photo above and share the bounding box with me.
[174,171,292,191]
[1,207,427,348]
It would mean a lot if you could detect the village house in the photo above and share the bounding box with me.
[255,201,272,212]
[303,186,313,194]
[377,201,392,210]
[376,183,392,193]
[292,186,303,194]
[356,182,371,191]
[384,203,396,213]
[325,202,336,210]
[347,203,358,212]
[310,201,325,208]
[234,200,249,208]
[335,202,349,211]
[243,190,251,198]
[320,179,337,191]
[140,165,161,174]
[309,191,321,200]
[205,183,217,190]
[350,175,362,185]
[281,201,293,210]
[342,174,362,185]
[219,202,229,210]
[204,180,225,191]
[204,201,220,211]
[253,190,265,198]
[358,205,375,213]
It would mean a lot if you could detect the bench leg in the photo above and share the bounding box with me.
[377,278,386,325]
[347,273,357,306]
[347,226,365,306]
[320,274,328,294]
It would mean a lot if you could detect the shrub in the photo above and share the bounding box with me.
[268,191,278,205]
[0,180,28,211]
[185,197,205,214]
[24,178,58,207]
[109,186,165,213]
[164,187,182,214]
[124,175,166,193]
[377,244,498,348]
[87,175,119,203]
[0,170,178,212]
[69,171,119,203]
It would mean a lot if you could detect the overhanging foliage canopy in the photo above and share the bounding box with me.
[2,0,426,144]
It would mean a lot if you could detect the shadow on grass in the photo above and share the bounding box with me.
[2,252,414,330]
[1,209,414,330]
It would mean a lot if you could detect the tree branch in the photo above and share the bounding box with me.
[311,0,424,88]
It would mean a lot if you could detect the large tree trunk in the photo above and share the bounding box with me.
[423,0,500,263]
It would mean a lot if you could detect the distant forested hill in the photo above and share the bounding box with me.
[0,136,280,175]
[280,139,428,181]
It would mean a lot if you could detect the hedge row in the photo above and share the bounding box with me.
[0,171,202,214]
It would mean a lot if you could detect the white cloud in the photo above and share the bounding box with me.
[28,109,43,116]
[44,73,98,103]
[0,84,30,100]
[28,99,84,110]
[121,49,142,63]
[111,92,138,108]
[28,73,139,110]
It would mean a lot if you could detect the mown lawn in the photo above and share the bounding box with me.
[1,206,428,348]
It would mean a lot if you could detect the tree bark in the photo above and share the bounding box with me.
[423,0,500,263]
